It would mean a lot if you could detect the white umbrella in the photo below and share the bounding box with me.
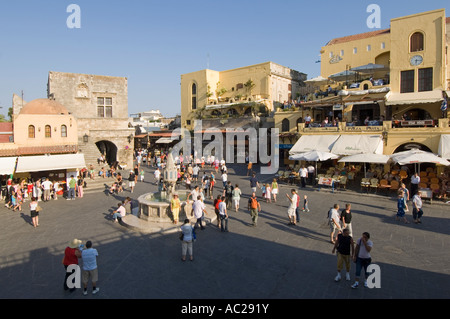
[390,149,450,173]
[289,150,339,162]
[390,149,450,166]
[290,151,339,178]
[350,63,389,73]
[338,153,390,164]
[339,153,391,177]
[305,75,331,85]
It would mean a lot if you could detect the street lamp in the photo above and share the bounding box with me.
[83,134,89,143]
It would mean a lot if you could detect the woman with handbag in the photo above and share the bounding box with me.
[180,219,194,261]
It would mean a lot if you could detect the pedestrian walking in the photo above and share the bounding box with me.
[328,204,342,243]
[351,232,373,289]
[67,175,76,200]
[29,197,40,228]
[223,181,234,208]
[191,195,206,230]
[264,183,272,203]
[232,184,242,212]
[218,196,229,232]
[286,189,298,225]
[249,173,259,195]
[77,175,84,198]
[62,238,82,292]
[399,183,410,212]
[140,168,145,182]
[302,194,310,212]
[396,190,410,224]
[81,240,99,295]
[247,162,253,176]
[180,219,194,261]
[171,193,181,225]
[332,228,354,282]
[214,195,222,228]
[340,203,353,237]
[271,178,278,202]
[412,190,424,224]
[128,170,136,193]
[154,168,161,185]
[248,192,261,227]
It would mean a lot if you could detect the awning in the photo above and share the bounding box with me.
[289,135,340,155]
[438,135,450,159]
[385,90,443,106]
[331,135,383,155]
[15,154,86,173]
[0,157,17,175]
[155,137,176,144]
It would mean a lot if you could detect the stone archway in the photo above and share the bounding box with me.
[96,140,118,166]
[393,142,432,154]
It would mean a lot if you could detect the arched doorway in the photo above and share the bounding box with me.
[96,140,118,166]
[393,143,432,154]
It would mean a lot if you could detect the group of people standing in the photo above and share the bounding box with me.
[327,203,374,289]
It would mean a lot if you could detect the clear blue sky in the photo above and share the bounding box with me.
[1,0,449,118]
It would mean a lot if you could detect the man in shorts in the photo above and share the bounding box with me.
[81,241,99,295]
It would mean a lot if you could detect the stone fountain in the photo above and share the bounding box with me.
[136,151,192,224]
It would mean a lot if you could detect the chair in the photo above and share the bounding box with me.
[430,184,440,197]
[421,177,429,184]
[419,171,427,178]
[369,178,379,193]
[428,172,436,178]
[390,180,399,193]
[339,176,348,189]
[426,167,434,173]
[399,170,408,180]
[418,182,428,189]
[378,179,390,193]
[430,178,439,185]
[277,171,285,181]
[361,178,370,192]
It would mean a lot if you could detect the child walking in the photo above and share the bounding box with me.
[264,183,272,203]
[302,195,310,212]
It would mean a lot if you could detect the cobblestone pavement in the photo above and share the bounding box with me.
[0,163,449,301]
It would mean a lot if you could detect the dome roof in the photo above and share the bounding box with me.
[20,98,69,115]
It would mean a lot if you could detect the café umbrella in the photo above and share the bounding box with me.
[289,151,339,177]
[338,153,391,176]
[390,149,450,173]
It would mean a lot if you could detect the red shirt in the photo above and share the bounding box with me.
[63,247,79,266]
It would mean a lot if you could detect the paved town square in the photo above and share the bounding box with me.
[0,163,449,300]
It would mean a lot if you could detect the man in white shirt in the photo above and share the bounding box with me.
[298,166,308,188]
[286,189,298,225]
[218,196,228,232]
[154,168,161,185]
[41,179,53,201]
[328,204,342,243]
[412,191,424,224]
[410,172,420,197]
[192,196,206,230]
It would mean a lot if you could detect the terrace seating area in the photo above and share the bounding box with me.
[275,161,450,201]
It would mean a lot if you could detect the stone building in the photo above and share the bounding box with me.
[46,71,134,168]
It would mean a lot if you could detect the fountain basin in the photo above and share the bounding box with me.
[137,190,192,223]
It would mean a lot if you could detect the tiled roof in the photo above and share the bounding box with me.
[326,28,390,46]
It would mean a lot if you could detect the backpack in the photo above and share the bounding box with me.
[250,197,258,209]
[215,200,222,210]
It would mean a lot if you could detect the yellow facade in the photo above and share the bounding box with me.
[181,62,306,130]
[275,8,450,163]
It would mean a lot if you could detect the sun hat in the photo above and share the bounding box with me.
[69,239,82,249]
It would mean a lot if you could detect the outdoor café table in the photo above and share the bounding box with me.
[317,177,337,193]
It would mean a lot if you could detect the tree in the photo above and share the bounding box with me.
[7,107,13,121]
[0,114,7,122]
[244,79,255,97]
[215,81,227,102]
